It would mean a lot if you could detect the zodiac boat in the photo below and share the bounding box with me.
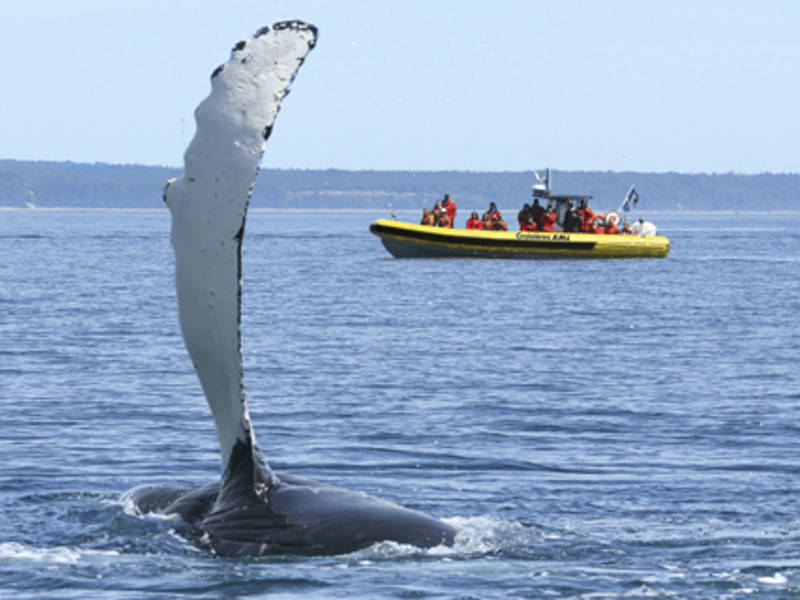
[370,182,670,259]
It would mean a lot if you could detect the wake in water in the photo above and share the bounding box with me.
[4,485,800,599]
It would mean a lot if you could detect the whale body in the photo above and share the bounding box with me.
[125,21,456,556]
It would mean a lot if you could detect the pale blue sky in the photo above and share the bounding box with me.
[3,0,799,173]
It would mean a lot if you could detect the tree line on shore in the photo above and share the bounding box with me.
[1,159,797,211]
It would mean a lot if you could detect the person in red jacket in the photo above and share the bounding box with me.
[520,216,537,231]
[540,206,557,232]
[517,203,531,229]
[482,202,500,227]
[492,212,508,231]
[465,211,483,229]
[589,215,606,234]
[442,194,457,228]
[604,220,620,235]
[578,198,594,232]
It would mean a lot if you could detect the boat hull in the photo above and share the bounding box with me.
[369,219,669,259]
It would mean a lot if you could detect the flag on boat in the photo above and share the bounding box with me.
[622,185,639,212]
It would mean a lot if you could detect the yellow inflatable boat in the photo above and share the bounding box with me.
[369,219,670,259]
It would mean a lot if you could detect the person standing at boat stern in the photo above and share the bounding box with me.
[442,194,457,228]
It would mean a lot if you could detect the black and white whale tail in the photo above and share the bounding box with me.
[126,21,456,556]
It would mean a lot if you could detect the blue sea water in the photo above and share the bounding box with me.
[1,208,799,599]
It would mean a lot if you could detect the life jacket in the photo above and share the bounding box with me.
[466,218,483,230]
[540,212,556,232]
[578,207,594,232]
[444,201,457,226]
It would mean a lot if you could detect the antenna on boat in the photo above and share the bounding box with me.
[388,203,396,220]
[532,168,550,198]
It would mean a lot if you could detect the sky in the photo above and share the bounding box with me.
[3,0,799,174]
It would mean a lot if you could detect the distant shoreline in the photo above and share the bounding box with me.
[2,206,799,215]
[2,160,798,211]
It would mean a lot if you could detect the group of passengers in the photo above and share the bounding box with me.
[420,194,458,228]
[420,195,635,234]
[517,198,634,235]
[465,202,509,231]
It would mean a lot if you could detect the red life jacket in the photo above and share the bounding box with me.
[579,207,594,232]
[541,212,556,232]
[444,201,457,226]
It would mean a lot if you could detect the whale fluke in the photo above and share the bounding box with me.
[127,21,456,556]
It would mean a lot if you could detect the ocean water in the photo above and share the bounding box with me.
[1,208,799,599]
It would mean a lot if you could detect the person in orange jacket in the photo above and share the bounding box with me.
[589,215,606,234]
[540,206,557,232]
[604,220,620,235]
[465,211,483,229]
[517,203,531,229]
[520,216,537,231]
[482,202,500,227]
[442,194,457,228]
[492,212,508,231]
[578,198,594,232]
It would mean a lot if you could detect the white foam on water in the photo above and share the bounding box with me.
[336,515,537,562]
[0,541,118,565]
[758,571,788,585]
